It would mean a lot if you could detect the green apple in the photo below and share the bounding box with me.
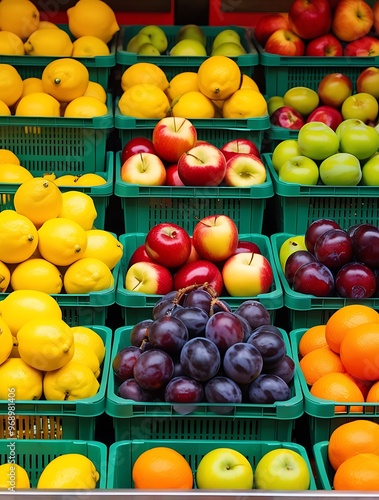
[212,29,241,50]
[362,153,379,185]
[268,96,285,116]
[169,39,207,56]
[126,33,151,53]
[283,87,319,116]
[177,24,206,47]
[335,118,365,141]
[138,25,168,53]
[211,42,246,56]
[319,152,362,186]
[279,155,319,185]
[297,122,339,161]
[341,92,379,123]
[271,139,301,172]
[196,447,253,489]
[279,235,307,270]
[338,123,379,160]
[254,448,311,490]
[137,43,160,55]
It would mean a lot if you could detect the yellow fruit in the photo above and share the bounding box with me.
[0,0,40,40]
[53,174,77,186]
[0,64,23,107]
[10,258,63,294]
[0,357,43,400]
[0,210,38,264]
[37,453,99,489]
[71,325,105,364]
[15,92,61,117]
[222,88,268,118]
[64,95,108,118]
[74,173,106,186]
[43,172,57,182]
[0,149,20,165]
[72,344,101,378]
[84,81,107,103]
[0,163,33,183]
[10,335,20,358]
[118,84,170,119]
[82,229,123,269]
[0,316,13,365]
[121,63,169,92]
[0,31,25,55]
[38,21,59,30]
[171,91,216,118]
[0,463,30,489]
[0,260,10,292]
[63,257,114,293]
[240,74,260,92]
[20,77,45,97]
[72,35,110,56]
[24,28,73,56]
[67,0,119,44]
[58,190,97,230]
[42,58,89,103]
[165,72,200,102]
[13,177,63,227]
[37,218,88,267]
[43,360,100,401]
[0,100,11,115]
[197,55,242,100]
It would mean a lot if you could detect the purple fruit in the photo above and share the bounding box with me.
[314,228,353,269]
[130,320,153,347]
[246,330,286,370]
[148,315,188,353]
[351,223,379,268]
[205,311,244,353]
[265,354,295,385]
[112,346,142,381]
[171,306,209,338]
[180,337,221,382]
[223,342,263,384]
[305,218,341,254]
[335,262,377,298]
[284,250,317,285]
[133,348,174,391]
[293,261,335,296]
[248,374,291,404]
[204,376,242,414]
[164,376,204,404]
[117,378,154,402]
[234,300,271,330]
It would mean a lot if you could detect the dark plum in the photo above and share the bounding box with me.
[130,319,153,347]
[205,311,244,353]
[293,261,335,296]
[250,324,283,338]
[117,378,155,402]
[133,348,174,391]
[148,315,188,353]
[164,376,204,404]
[234,300,271,330]
[180,337,221,382]
[265,354,295,385]
[204,376,243,414]
[305,218,341,254]
[212,299,232,313]
[335,262,377,299]
[314,228,353,269]
[152,298,183,320]
[284,250,317,285]
[171,306,209,338]
[183,288,213,314]
[248,374,291,404]
[223,342,263,384]
[351,223,379,268]
[247,330,286,370]
[112,346,142,381]
[235,314,253,342]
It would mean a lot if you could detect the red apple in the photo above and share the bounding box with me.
[317,73,353,108]
[165,163,185,186]
[264,29,305,56]
[306,105,343,130]
[343,35,379,56]
[192,214,239,263]
[177,142,227,186]
[234,240,262,255]
[184,237,201,265]
[254,13,290,47]
[373,0,379,34]
[173,260,223,296]
[224,153,267,187]
[120,152,166,186]
[152,116,197,163]
[145,222,191,269]
[128,244,154,267]
[220,138,260,161]
[289,0,332,40]
[121,137,156,163]
[270,106,305,130]
[125,261,173,295]
[305,33,343,56]
[356,66,379,99]
[332,0,374,42]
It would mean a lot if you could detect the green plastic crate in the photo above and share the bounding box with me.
[0,439,107,488]
[106,325,302,441]
[0,326,112,440]
[290,328,379,445]
[265,126,299,152]
[107,439,316,489]
[312,441,335,490]
[264,153,379,235]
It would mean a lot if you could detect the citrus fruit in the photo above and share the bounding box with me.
[0,463,30,489]
[333,453,379,490]
[72,35,110,56]
[41,58,89,103]
[0,149,20,165]
[298,324,328,357]
[19,77,45,97]
[74,173,107,186]
[71,325,105,364]
[63,257,114,293]
[121,63,169,92]
[0,31,25,55]
[240,74,260,91]
[0,163,33,183]
[165,72,200,102]
[197,55,242,100]
[325,304,379,353]
[11,258,63,294]
[72,343,101,378]
[84,81,107,103]
[37,453,99,489]
[37,217,88,267]
[310,372,365,412]
[0,209,38,264]
[0,100,11,115]
[0,357,43,400]
[53,174,77,186]
[132,446,193,489]
[0,0,40,40]
[58,190,97,230]
[38,21,59,30]
[24,28,73,56]
[81,229,123,269]
[0,260,11,292]
[118,84,170,119]
[0,316,13,365]
[15,92,61,117]
[299,346,345,385]
[171,91,216,118]
[0,64,23,107]
[64,95,108,118]
[366,379,379,405]
[222,88,267,118]
[10,335,20,358]
[67,0,119,44]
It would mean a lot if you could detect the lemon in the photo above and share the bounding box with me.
[222,88,268,118]
[38,218,88,267]
[118,84,170,119]
[37,453,99,489]
[15,92,61,117]
[20,77,45,97]
[0,150,20,165]
[63,257,114,293]
[53,174,77,186]
[165,71,200,102]
[0,317,13,365]
[72,344,101,378]
[17,317,74,372]
[71,326,105,364]
[82,229,123,269]
[121,63,169,92]
[10,335,20,358]
[72,35,110,56]
[24,28,73,56]
[197,55,242,100]
[64,95,108,118]
[42,58,89,103]
[11,258,63,294]
[0,260,11,293]
[67,0,119,44]
[84,81,107,103]
[0,100,11,115]
[38,20,59,30]
[0,463,30,489]
[0,210,38,264]
[0,31,25,55]
[74,173,107,186]
[0,357,43,400]
[0,64,23,107]
[43,360,100,401]
[0,0,40,40]
[0,163,33,183]
[171,90,216,118]
[240,74,260,92]
[57,191,97,230]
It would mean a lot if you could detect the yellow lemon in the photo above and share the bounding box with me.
[43,359,100,401]
[222,88,268,118]
[0,149,20,165]
[42,172,56,181]
[37,218,88,267]
[0,316,13,365]
[74,173,106,186]
[0,463,30,489]
[67,0,119,44]
[72,344,101,378]
[0,64,23,107]
[0,210,38,264]
[83,81,107,103]
[171,90,216,118]
[15,92,61,117]
[71,325,105,364]
[0,357,43,400]
[64,95,108,118]
[10,335,20,358]
[0,260,11,293]
[197,55,242,100]
[0,0,40,40]
[10,258,63,294]
[63,257,114,293]
[58,190,97,230]
[20,77,45,97]
[118,83,170,119]
[42,58,89,103]
[53,174,77,186]
[165,71,200,102]
[13,177,63,227]
[72,35,110,56]
[24,28,73,56]
[37,453,99,489]
[38,20,59,30]
[82,229,123,269]
[0,31,25,55]
[121,62,169,92]
[0,100,11,115]
[0,163,33,183]
[240,74,260,92]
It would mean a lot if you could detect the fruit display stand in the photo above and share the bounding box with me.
[107,439,317,489]
[0,326,112,440]
[265,125,299,152]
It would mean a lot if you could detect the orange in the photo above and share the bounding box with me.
[333,453,379,490]
[298,324,328,357]
[132,447,193,489]
[366,380,379,412]
[310,372,364,413]
[325,304,379,354]
[328,420,379,470]
[340,322,379,381]
[299,347,345,386]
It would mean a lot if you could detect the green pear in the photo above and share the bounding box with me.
[177,24,206,47]
[268,96,285,116]
[138,25,168,53]
[211,42,246,56]
[169,39,207,56]
[126,33,151,53]
[212,29,241,50]
[137,43,160,56]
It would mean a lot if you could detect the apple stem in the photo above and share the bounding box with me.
[194,215,218,228]
[186,153,204,163]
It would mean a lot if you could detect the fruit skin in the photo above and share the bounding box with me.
[120,152,166,186]
[341,92,379,123]
[319,152,362,186]
[270,106,305,130]
[220,138,260,161]
[306,105,343,131]
[279,235,307,270]
[173,260,224,296]
[317,73,353,108]
[125,261,173,295]
[283,87,320,116]
[357,66,379,99]
[279,156,319,185]
[289,0,332,40]
[332,0,374,42]
[121,137,156,163]
[224,153,267,188]
[192,214,238,263]
[152,117,197,163]
[305,33,343,56]
[177,142,227,187]
[138,25,168,53]
[343,35,379,56]
[297,122,339,161]
[361,153,379,185]
[293,261,335,296]
[338,122,379,160]
[254,13,290,46]
[144,223,191,269]
[264,29,305,56]
[271,139,302,172]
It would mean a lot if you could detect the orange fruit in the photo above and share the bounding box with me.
[328,420,379,470]
[340,322,379,381]
[298,324,328,357]
[299,346,345,385]
[366,380,379,412]
[333,453,379,490]
[132,447,193,489]
[325,304,379,354]
[310,372,364,413]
